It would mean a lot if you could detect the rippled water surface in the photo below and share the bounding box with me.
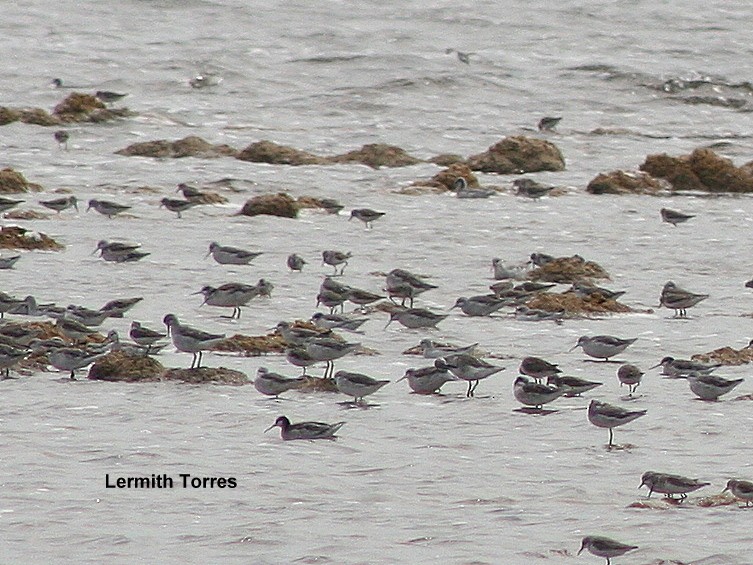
[3,1,753,563]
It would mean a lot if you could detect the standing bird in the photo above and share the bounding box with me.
[253,367,306,398]
[639,471,709,501]
[570,335,637,362]
[660,207,694,226]
[206,242,262,265]
[538,116,561,132]
[659,281,708,317]
[687,374,744,401]
[334,371,389,404]
[451,295,507,317]
[577,536,637,565]
[194,282,261,319]
[265,415,345,441]
[385,307,447,330]
[87,199,131,218]
[398,364,458,395]
[54,130,70,149]
[617,363,643,395]
[513,376,566,409]
[162,314,225,368]
[159,197,197,218]
[322,250,352,276]
[519,356,561,382]
[723,479,753,507]
[385,268,437,307]
[437,355,504,397]
[349,208,385,229]
[40,195,78,214]
[587,400,647,447]
[129,321,167,354]
[287,253,306,272]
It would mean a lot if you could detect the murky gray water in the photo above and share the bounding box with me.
[3,1,753,563]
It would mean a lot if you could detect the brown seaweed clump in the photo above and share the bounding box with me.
[640,147,753,193]
[0,226,64,251]
[162,367,249,385]
[53,92,131,123]
[586,170,667,195]
[88,351,165,382]
[327,143,422,169]
[238,193,299,218]
[298,376,339,392]
[116,136,238,158]
[466,136,565,174]
[236,140,325,165]
[526,292,633,315]
[0,168,43,194]
[691,344,753,366]
[528,256,610,284]
[212,333,287,356]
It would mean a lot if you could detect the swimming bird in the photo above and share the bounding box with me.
[491,258,528,281]
[39,195,78,213]
[0,197,24,214]
[349,208,385,229]
[254,367,306,398]
[265,415,345,441]
[538,116,561,132]
[513,376,566,409]
[87,199,131,218]
[659,281,708,317]
[687,374,743,400]
[188,73,221,89]
[206,242,262,265]
[519,356,561,382]
[451,295,506,317]
[194,283,261,319]
[48,347,107,380]
[311,312,367,333]
[95,90,127,105]
[129,321,167,354]
[444,48,472,64]
[162,314,226,368]
[159,197,197,218]
[287,253,306,272]
[577,535,637,565]
[452,177,495,198]
[334,370,389,403]
[617,363,643,394]
[319,198,344,214]
[398,364,457,394]
[570,335,637,362]
[322,250,352,275]
[547,375,602,396]
[639,471,709,500]
[587,400,647,446]
[439,354,504,397]
[723,479,753,507]
[649,356,720,378]
[53,130,69,149]
[528,252,555,267]
[513,178,555,199]
[0,255,21,270]
[660,207,694,226]
[385,308,447,330]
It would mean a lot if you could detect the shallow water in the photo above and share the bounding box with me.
[3,1,753,563]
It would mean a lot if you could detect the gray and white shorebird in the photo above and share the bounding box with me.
[194,282,261,319]
[48,347,107,380]
[537,116,562,132]
[639,471,709,500]
[438,354,504,397]
[287,253,306,272]
[311,312,367,333]
[547,375,602,396]
[514,306,564,323]
[253,367,306,398]
[398,364,457,395]
[384,307,447,330]
[577,535,637,565]
[649,356,720,378]
[0,343,29,378]
[94,240,149,263]
[519,356,562,382]
[349,208,385,229]
[0,321,42,346]
[334,370,389,403]
[451,295,506,317]
[129,321,167,354]
[162,314,226,368]
[417,338,478,359]
[285,347,318,375]
[617,363,643,394]
[303,337,360,378]
[275,321,327,346]
[316,289,347,314]
[687,374,743,401]
[660,207,694,226]
[39,195,77,214]
[65,305,110,327]
[95,90,128,105]
[659,281,708,317]
[87,199,131,218]
[587,399,647,447]
[570,335,637,362]
[0,197,24,214]
[452,177,495,199]
[528,252,555,267]
[345,287,384,310]
[0,255,21,270]
[319,198,344,214]
[491,258,528,281]
[265,415,345,441]
[723,479,753,507]
[513,178,556,199]
[571,282,626,301]
[99,297,143,318]
[385,268,438,307]
[206,242,262,265]
[55,316,98,342]
[53,130,70,149]
[159,197,197,218]
[322,250,352,276]
[513,376,567,409]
